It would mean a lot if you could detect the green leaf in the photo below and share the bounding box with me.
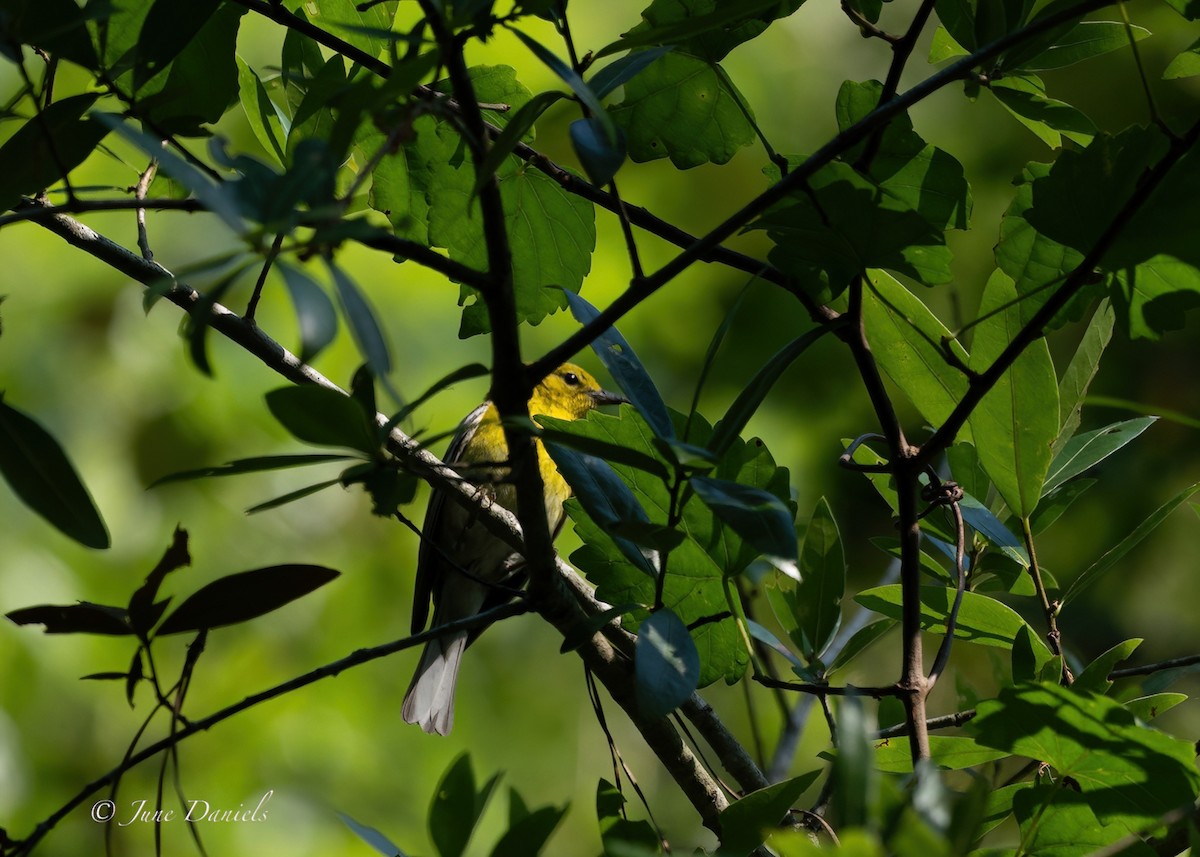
[150,454,352,486]
[1164,36,1200,78]
[862,270,972,438]
[472,91,566,198]
[967,269,1060,518]
[564,291,674,440]
[790,497,845,661]
[691,476,799,579]
[569,116,628,186]
[265,386,378,454]
[970,682,1200,833]
[1011,786,1153,857]
[156,565,340,634]
[610,52,755,168]
[563,409,788,685]
[133,0,221,90]
[300,0,397,60]
[832,696,875,828]
[1042,417,1156,496]
[826,618,895,675]
[990,75,1096,149]
[597,780,660,854]
[395,364,490,422]
[635,608,700,719]
[835,80,972,231]
[327,261,393,378]
[543,439,659,576]
[509,28,613,142]
[1061,481,1200,605]
[958,490,1030,566]
[3,0,100,68]
[600,0,802,62]
[718,771,821,855]
[1029,478,1096,535]
[589,47,675,99]
[874,736,1008,773]
[429,755,500,857]
[0,94,109,211]
[1073,638,1141,694]
[277,263,339,364]
[928,26,970,63]
[1054,301,1115,455]
[247,479,344,514]
[489,803,568,857]
[709,325,833,458]
[755,163,953,301]
[1019,21,1150,71]
[856,585,1053,657]
[0,397,109,548]
[237,57,288,166]
[1125,693,1188,722]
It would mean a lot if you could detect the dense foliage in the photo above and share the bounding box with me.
[2,0,1200,855]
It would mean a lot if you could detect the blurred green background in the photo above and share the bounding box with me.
[2,1,1200,854]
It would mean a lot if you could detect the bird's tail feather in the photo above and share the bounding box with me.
[402,631,468,736]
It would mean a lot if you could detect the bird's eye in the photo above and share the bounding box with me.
[562,372,580,386]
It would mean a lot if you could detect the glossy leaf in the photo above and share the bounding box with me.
[0,397,109,548]
[569,117,627,186]
[862,270,972,438]
[790,498,845,660]
[1042,416,1156,496]
[635,608,700,719]
[1061,481,1200,605]
[1020,21,1150,71]
[156,565,339,634]
[856,585,1053,657]
[691,476,799,580]
[588,46,675,99]
[718,771,821,855]
[1125,693,1188,722]
[967,270,1060,518]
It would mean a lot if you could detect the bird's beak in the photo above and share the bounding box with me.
[589,389,628,407]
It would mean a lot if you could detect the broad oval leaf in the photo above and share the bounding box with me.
[265,386,379,454]
[718,771,821,855]
[691,476,798,579]
[156,564,340,634]
[0,397,109,548]
[635,607,701,719]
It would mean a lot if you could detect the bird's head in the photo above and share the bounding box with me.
[531,363,627,421]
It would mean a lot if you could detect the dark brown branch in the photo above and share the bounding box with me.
[874,708,977,739]
[754,676,901,698]
[1109,653,1200,680]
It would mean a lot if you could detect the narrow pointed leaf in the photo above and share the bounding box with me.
[156,565,340,634]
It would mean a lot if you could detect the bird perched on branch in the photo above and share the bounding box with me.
[402,363,626,735]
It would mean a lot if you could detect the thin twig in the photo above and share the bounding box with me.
[874,708,977,739]
[132,158,159,261]
[754,676,901,698]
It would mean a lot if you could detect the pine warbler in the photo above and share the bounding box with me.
[402,363,625,735]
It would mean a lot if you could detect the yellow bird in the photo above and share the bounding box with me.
[403,363,626,735]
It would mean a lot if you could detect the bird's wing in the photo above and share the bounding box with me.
[410,401,492,634]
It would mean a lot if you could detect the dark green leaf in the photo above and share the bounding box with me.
[856,585,1053,656]
[0,397,109,548]
[278,263,339,364]
[538,424,670,481]
[396,364,489,422]
[471,91,566,199]
[2,0,101,68]
[790,497,844,660]
[564,291,674,440]
[1164,36,1200,78]
[265,386,378,454]
[429,755,499,857]
[151,454,351,486]
[691,476,798,579]
[133,0,220,90]
[489,804,568,857]
[832,696,875,828]
[874,736,1008,773]
[957,489,1030,566]
[589,47,675,99]
[597,780,660,854]
[970,682,1200,832]
[1042,417,1156,496]
[1019,21,1150,71]
[237,58,288,165]
[1054,300,1115,455]
[1125,693,1187,721]
[635,607,700,719]
[510,28,613,141]
[990,75,1096,149]
[127,527,190,635]
[156,565,340,634]
[600,0,802,62]
[1061,481,1200,605]
[826,618,895,675]
[300,0,397,60]
[7,602,130,635]
[543,440,659,576]
[1030,478,1096,534]
[0,94,109,212]
[709,325,832,458]
[327,262,392,380]
[559,603,644,654]
[718,771,821,855]
[610,52,755,168]
[569,117,627,186]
